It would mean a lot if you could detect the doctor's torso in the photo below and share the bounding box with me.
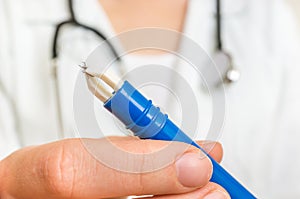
[1,0,300,198]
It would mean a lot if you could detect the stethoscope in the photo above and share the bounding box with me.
[50,0,240,138]
[0,0,240,145]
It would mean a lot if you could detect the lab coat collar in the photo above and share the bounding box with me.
[73,0,115,37]
[220,0,248,15]
[191,0,247,15]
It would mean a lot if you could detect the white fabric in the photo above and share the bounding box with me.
[0,0,300,198]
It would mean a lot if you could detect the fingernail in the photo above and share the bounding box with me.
[175,153,212,188]
[202,141,217,153]
[204,191,229,199]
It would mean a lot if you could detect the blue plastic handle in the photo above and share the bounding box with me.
[104,81,256,199]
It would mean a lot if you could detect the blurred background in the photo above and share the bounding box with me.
[1,0,300,198]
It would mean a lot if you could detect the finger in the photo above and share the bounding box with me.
[97,139,223,163]
[196,141,223,163]
[142,182,230,199]
[3,137,213,199]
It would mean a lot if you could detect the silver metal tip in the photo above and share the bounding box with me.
[78,62,95,77]
[84,71,96,78]
[78,62,88,70]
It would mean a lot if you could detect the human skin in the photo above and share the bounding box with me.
[98,0,189,54]
[0,1,231,198]
[0,137,229,199]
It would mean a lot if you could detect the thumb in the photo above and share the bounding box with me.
[2,137,213,199]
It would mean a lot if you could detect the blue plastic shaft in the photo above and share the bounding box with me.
[104,81,256,199]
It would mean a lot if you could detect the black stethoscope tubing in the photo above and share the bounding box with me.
[52,0,119,60]
[216,0,223,51]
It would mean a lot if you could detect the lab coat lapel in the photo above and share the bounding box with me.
[74,0,115,37]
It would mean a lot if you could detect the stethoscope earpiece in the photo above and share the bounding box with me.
[222,52,240,84]
[226,68,240,83]
[207,50,240,88]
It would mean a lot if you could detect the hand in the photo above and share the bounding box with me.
[0,137,229,199]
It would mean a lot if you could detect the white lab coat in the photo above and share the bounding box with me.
[0,0,300,198]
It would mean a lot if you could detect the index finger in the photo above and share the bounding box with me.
[2,137,213,199]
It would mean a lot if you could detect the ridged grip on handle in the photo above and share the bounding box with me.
[104,81,256,199]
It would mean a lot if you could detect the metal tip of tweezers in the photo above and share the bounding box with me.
[78,62,88,70]
[78,62,95,77]
[78,62,115,102]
